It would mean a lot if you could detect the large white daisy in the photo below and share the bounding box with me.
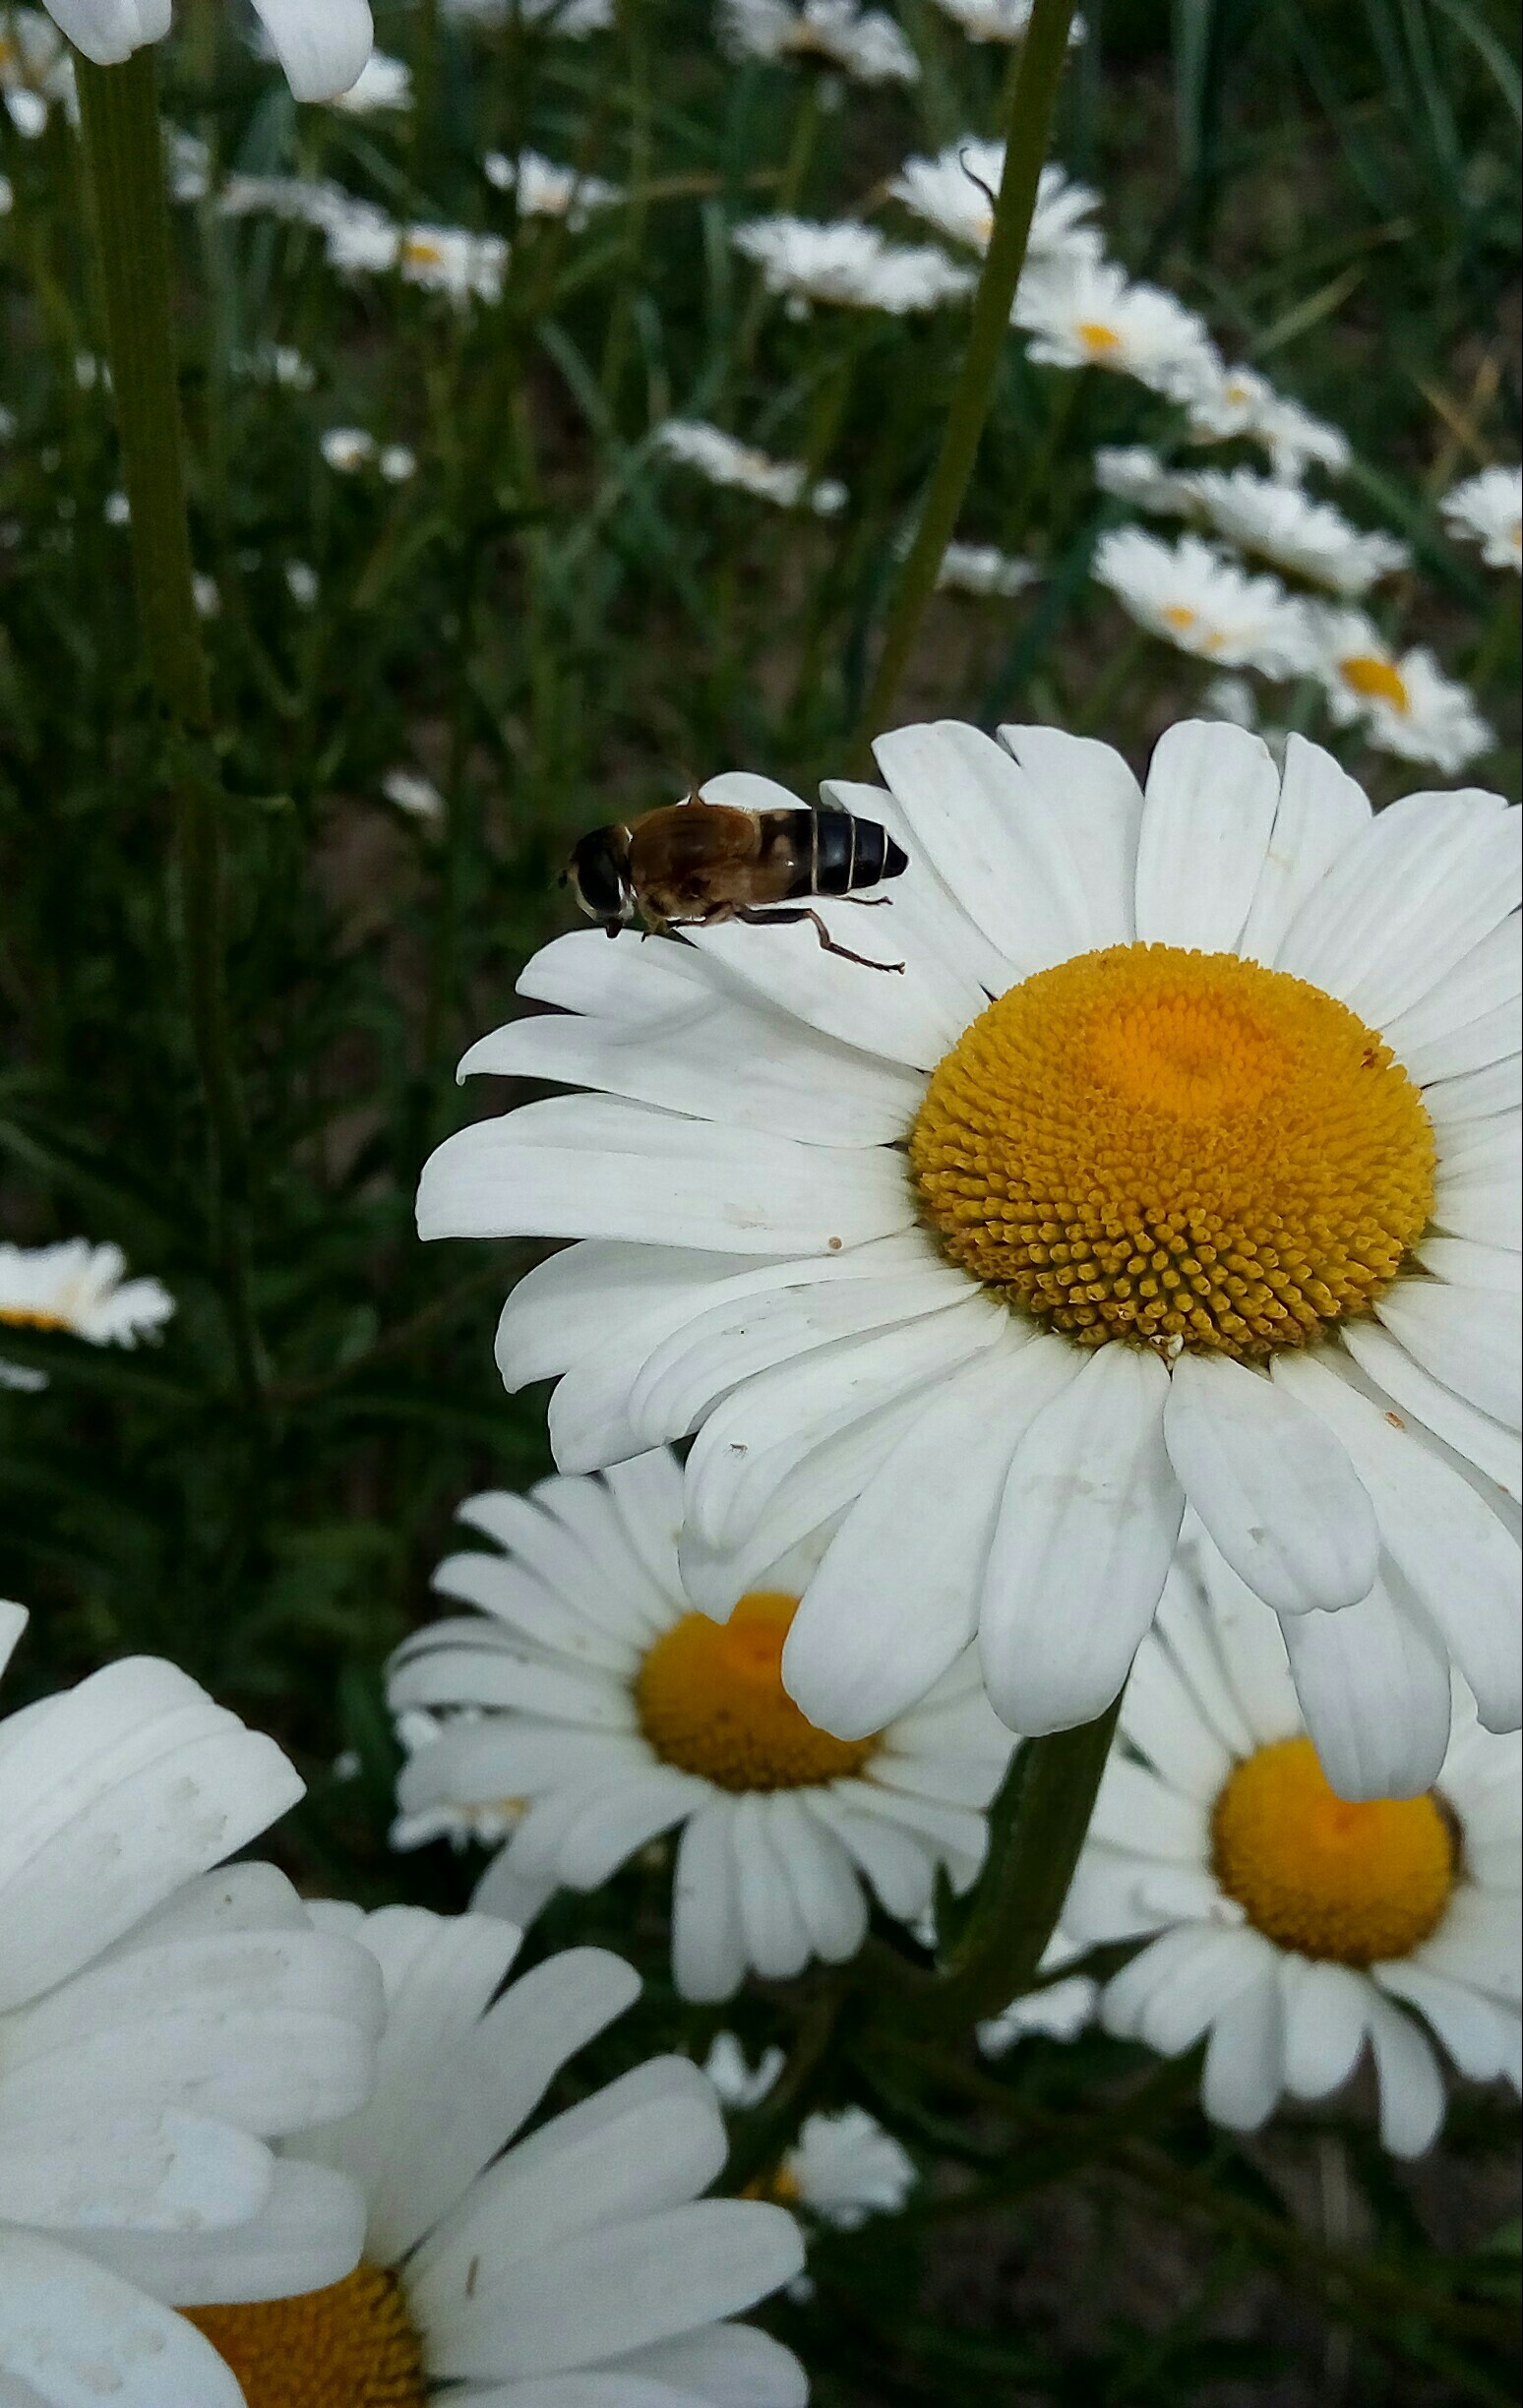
[186,1906,807,2405]
[388,1450,1012,2000]
[42,0,372,98]
[0,1605,385,2407]
[1065,1527,1521,2155]
[418,718,1521,1793]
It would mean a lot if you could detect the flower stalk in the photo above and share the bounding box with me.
[853,0,1077,752]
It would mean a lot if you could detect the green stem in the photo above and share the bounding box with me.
[853,0,1076,754]
[903,1694,1122,2032]
[74,50,211,732]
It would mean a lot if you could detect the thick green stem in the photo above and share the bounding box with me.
[907,1694,1123,2032]
[74,50,211,733]
[853,0,1076,753]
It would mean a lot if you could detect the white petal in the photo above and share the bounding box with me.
[0,2107,270,2235]
[731,1796,812,1982]
[1278,1956,1371,2097]
[673,1800,747,2002]
[419,1095,913,1254]
[1432,1159,1520,1249]
[1186,1527,1306,1746]
[33,1,151,68]
[997,723,1144,948]
[1164,1353,1377,1615]
[615,2322,808,2408]
[1089,1755,1211,1861]
[1132,722,1281,952]
[74,2160,365,2310]
[554,1770,708,1890]
[250,0,375,101]
[0,2231,242,2407]
[1424,1054,1520,1132]
[762,1793,868,1964]
[1151,1558,1256,1758]
[1136,1927,1279,2057]
[780,1331,1056,1738]
[981,1347,1183,1734]
[1374,1961,1515,2083]
[802,1793,935,1919]
[1279,1579,1451,1801]
[822,776,1009,1017]
[1238,735,1371,967]
[1120,1630,1235,1801]
[1365,1993,1447,2156]
[1373,1283,1519,1431]
[1340,1314,1520,1502]
[0,1602,25,1681]
[1199,1968,1285,2132]
[1415,1235,1520,1294]
[1405,994,1522,1087]
[496,1240,776,1390]
[1383,913,1521,1063]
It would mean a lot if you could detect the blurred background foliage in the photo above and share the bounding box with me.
[0,0,1518,2397]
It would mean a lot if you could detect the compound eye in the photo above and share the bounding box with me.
[568,834,631,924]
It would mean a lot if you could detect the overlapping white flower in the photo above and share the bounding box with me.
[328,47,410,111]
[703,2039,916,2227]
[1093,528,1317,675]
[389,1451,1012,2000]
[925,0,1085,40]
[443,0,613,30]
[654,418,847,515]
[185,1907,806,2404]
[217,173,375,235]
[0,1605,386,2406]
[1441,465,1522,574]
[935,540,1037,598]
[0,1237,173,1347]
[40,0,373,99]
[1094,445,1197,515]
[733,216,974,315]
[484,146,623,225]
[420,717,1520,1797]
[1,8,75,136]
[719,0,919,82]
[1185,362,1351,484]
[327,212,509,307]
[1181,467,1408,596]
[1309,607,1494,773]
[890,145,1099,266]
[1013,252,1218,400]
[977,1938,1099,2055]
[1065,1530,1521,2155]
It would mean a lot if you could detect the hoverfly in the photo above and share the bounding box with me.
[562,791,909,972]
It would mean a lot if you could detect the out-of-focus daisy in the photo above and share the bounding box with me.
[1183,467,1408,596]
[1,6,76,135]
[702,2040,916,2227]
[1186,363,1351,484]
[1066,1531,1521,2155]
[321,426,376,473]
[926,0,1085,39]
[719,0,919,83]
[444,0,614,29]
[168,126,210,201]
[1095,445,1198,515]
[484,147,623,226]
[654,417,847,515]
[1198,671,1289,765]
[193,572,220,621]
[383,768,444,824]
[218,173,369,233]
[733,217,973,316]
[43,0,374,98]
[232,342,315,390]
[1310,607,1494,773]
[388,1452,1013,2000]
[328,46,410,110]
[935,540,1037,598]
[420,718,1520,1790]
[103,488,131,525]
[0,1605,385,2402]
[285,559,320,608]
[1441,465,1522,574]
[891,145,1098,265]
[327,215,509,307]
[1013,254,1217,401]
[0,1237,173,1348]
[977,1939,1099,2055]
[379,443,416,482]
[188,1907,807,2405]
[703,2032,787,2111]
[1093,528,1317,675]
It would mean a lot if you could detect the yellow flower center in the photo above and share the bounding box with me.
[0,1309,69,1329]
[1161,604,1196,631]
[637,1592,879,1790]
[909,944,1434,1358]
[1212,1736,1456,1963]
[188,2266,426,2408]
[402,235,446,269]
[1339,653,1410,712]
[1077,320,1123,355]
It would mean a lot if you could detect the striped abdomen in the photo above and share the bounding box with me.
[783,809,909,898]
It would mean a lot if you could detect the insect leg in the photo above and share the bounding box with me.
[733,905,905,973]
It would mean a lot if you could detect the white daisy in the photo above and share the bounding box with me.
[935,540,1038,599]
[1,6,76,134]
[1182,467,1409,596]
[1185,363,1351,484]
[1013,252,1218,401]
[41,0,373,98]
[379,444,416,483]
[185,1906,807,2405]
[218,174,377,235]
[231,343,315,390]
[0,1237,173,1346]
[1441,465,1522,574]
[0,1604,385,2405]
[926,0,1085,41]
[388,1452,1013,2000]
[193,572,220,620]
[328,46,410,110]
[977,1939,1099,2054]
[890,145,1099,265]
[1094,445,1197,515]
[1066,1528,1521,2156]
[284,559,320,608]
[701,2040,916,2226]
[719,0,919,83]
[443,0,613,29]
[484,147,623,226]
[654,417,847,515]
[419,718,1521,1795]
[1093,527,1317,675]
[382,769,444,824]
[320,426,376,473]
[733,216,974,317]
[326,214,509,307]
[703,2032,788,2112]
[1309,607,1494,773]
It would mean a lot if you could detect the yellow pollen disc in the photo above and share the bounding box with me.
[1339,652,1410,712]
[1077,320,1123,354]
[1213,1736,1456,1964]
[637,1592,878,1790]
[909,943,1434,1358]
[1162,604,1197,632]
[0,1308,69,1329]
[188,2266,425,2408]
[402,236,445,267]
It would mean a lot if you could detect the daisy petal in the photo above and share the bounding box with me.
[1132,722,1281,952]
[251,0,375,100]
[1279,1956,1371,2097]
[1374,1961,1514,2083]
[0,2228,242,2407]
[1373,1283,1519,1432]
[1383,914,1521,1064]
[1164,1353,1378,1615]
[1278,1578,1451,1802]
[672,1800,747,2003]
[981,1347,1183,1734]
[997,724,1144,947]
[1340,1315,1519,1503]
[1364,1994,1446,2157]
[1199,1965,1284,2132]
[1238,735,1371,967]
[76,2160,365,2311]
